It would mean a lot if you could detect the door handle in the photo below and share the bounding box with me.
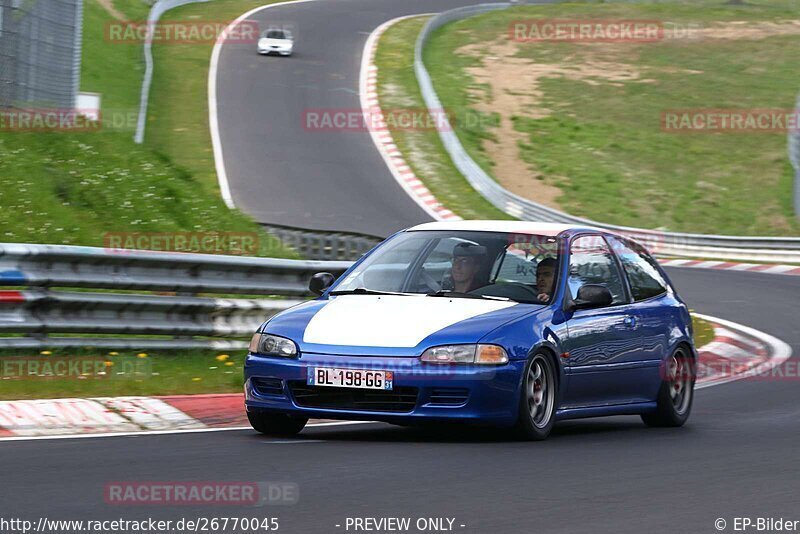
[623,315,637,328]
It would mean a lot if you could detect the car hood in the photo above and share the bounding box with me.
[262,294,541,357]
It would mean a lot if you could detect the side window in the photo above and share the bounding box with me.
[607,237,668,301]
[568,235,627,305]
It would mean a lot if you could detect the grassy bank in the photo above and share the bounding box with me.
[420,0,800,236]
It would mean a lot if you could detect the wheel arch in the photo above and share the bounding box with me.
[526,342,565,405]
[669,338,698,362]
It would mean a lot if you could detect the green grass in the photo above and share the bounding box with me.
[374,17,511,220]
[692,315,715,348]
[0,0,294,257]
[0,349,244,400]
[0,129,288,253]
[421,0,800,236]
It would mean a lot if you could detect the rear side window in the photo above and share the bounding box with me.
[568,235,627,305]
[608,237,668,301]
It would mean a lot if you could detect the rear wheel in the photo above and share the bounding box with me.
[641,347,695,427]
[247,410,308,436]
[514,353,557,440]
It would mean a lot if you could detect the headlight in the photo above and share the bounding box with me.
[248,333,298,358]
[420,344,508,365]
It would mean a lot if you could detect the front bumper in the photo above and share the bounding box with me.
[244,352,525,426]
[258,46,292,55]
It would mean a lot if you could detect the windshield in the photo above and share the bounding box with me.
[331,230,561,304]
[263,30,287,39]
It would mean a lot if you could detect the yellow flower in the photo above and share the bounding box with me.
[105,361,114,367]
[192,377,202,382]
[40,351,52,356]
[224,361,235,367]
[215,354,230,362]
[136,353,148,359]
[108,351,119,356]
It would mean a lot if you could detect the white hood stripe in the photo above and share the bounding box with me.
[302,295,515,348]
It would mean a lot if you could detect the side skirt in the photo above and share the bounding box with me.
[555,401,657,421]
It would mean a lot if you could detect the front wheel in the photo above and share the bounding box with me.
[514,353,557,440]
[641,347,695,427]
[247,410,308,436]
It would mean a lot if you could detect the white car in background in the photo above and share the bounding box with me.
[258,28,294,56]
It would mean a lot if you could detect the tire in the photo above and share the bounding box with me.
[514,352,557,440]
[247,410,308,436]
[641,346,695,427]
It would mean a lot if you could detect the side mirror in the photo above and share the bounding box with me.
[309,272,335,296]
[567,284,613,311]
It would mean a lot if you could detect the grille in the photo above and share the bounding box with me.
[427,387,470,406]
[251,377,285,397]
[288,382,418,413]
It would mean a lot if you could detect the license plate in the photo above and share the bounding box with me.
[307,367,393,390]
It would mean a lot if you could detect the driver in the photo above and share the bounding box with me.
[536,257,557,303]
[451,242,487,293]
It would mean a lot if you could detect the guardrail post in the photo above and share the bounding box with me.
[791,93,800,219]
[795,165,800,220]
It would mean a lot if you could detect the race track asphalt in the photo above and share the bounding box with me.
[3,1,798,533]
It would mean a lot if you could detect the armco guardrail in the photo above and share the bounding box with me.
[414,3,800,262]
[0,243,350,349]
[135,0,211,144]
[262,225,382,261]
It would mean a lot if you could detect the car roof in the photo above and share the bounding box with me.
[407,220,603,237]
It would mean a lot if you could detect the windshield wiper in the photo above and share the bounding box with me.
[426,290,511,302]
[329,287,416,296]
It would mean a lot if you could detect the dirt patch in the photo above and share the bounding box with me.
[96,0,127,21]
[457,40,657,208]
[454,19,800,208]
[381,82,417,108]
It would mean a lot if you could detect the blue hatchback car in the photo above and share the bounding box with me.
[244,221,696,440]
